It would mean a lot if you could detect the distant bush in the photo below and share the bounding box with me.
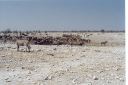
[3,29,12,33]
[100,29,105,33]
[13,30,18,33]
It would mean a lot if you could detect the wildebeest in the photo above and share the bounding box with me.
[82,39,91,44]
[16,37,32,52]
[101,41,108,46]
[86,39,91,43]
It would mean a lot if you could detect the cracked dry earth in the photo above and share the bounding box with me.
[0,33,125,85]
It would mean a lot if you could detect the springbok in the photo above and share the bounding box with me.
[101,41,108,46]
[16,37,32,52]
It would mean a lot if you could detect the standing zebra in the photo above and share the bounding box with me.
[16,37,32,52]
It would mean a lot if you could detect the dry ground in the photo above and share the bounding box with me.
[0,32,125,85]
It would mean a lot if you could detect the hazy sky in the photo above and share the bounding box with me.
[0,0,125,31]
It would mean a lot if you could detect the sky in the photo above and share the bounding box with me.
[0,0,125,31]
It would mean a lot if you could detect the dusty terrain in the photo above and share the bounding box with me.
[0,32,125,85]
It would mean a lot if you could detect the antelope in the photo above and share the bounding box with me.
[16,37,32,52]
[101,41,108,46]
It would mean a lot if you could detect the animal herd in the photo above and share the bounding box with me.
[0,33,108,52]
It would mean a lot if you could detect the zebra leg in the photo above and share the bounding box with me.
[28,45,31,52]
[26,46,28,52]
[17,45,19,51]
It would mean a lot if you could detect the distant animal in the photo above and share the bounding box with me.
[16,37,32,52]
[83,39,91,43]
[101,41,108,46]
[87,39,91,43]
[2,35,7,43]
